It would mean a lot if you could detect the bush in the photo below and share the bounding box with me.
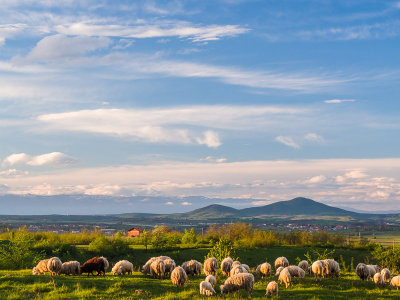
[205,238,238,263]
[88,236,113,256]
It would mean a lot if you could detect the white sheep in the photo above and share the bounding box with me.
[32,259,49,275]
[204,257,218,276]
[278,268,291,288]
[231,260,241,268]
[323,259,340,278]
[381,268,391,282]
[366,265,377,280]
[163,258,176,276]
[112,260,133,275]
[182,260,201,276]
[142,256,171,275]
[47,257,62,276]
[265,281,279,297]
[312,260,325,280]
[150,259,165,279]
[284,265,305,278]
[171,266,187,287]
[391,275,400,290]
[205,274,216,287]
[220,273,254,297]
[374,272,385,287]
[241,264,250,273]
[59,261,80,275]
[368,264,380,273]
[275,266,284,276]
[274,257,289,269]
[200,281,216,296]
[230,264,248,277]
[356,263,371,281]
[99,256,109,273]
[298,260,309,273]
[221,257,233,276]
[256,262,272,277]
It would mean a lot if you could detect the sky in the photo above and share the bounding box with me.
[0,0,400,213]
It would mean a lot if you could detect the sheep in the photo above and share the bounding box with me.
[59,261,80,275]
[182,260,201,276]
[200,281,216,296]
[47,257,62,276]
[230,264,248,277]
[391,275,400,290]
[111,260,133,275]
[142,256,171,275]
[221,257,233,276]
[150,259,165,279]
[231,260,241,268]
[275,266,284,276]
[283,266,305,278]
[163,258,176,276]
[32,259,49,275]
[278,268,291,288]
[241,264,250,273]
[99,256,109,273]
[381,268,391,282]
[366,265,377,280]
[374,273,385,287]
[80,257,105,276]
[205,274,216,287]
[312,260,325,280]
[171,266,187,287]
[256,262,272,277]
[356,263,370,281]
[368,264,380,273]
[298,260,309,273]
[265,281,279,297]
[220,273,254,297]
[204,257,219,276]
[274,257,289,269]
[323,259,340,278]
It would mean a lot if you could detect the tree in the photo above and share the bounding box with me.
[205,238,238,263]
[182,228,197,244]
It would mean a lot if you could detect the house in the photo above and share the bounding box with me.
[128,227,144,237]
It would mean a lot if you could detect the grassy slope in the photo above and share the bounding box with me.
[1,270,399,299]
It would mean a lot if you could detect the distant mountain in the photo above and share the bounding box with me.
[174,204,239,219]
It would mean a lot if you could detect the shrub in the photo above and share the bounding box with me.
[205,238,238,263]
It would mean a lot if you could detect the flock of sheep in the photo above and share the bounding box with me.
[32,255,400,297]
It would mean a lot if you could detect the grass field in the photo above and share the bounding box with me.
[1,269,399,299]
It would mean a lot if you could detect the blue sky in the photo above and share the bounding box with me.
[0,0,400,213]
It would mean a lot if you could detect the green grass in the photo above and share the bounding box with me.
[1,269,399,299]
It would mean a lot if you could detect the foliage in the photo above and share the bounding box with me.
[371,244,400,273]
[151,226,180,251]
[0,227,44,269]
[88,236,114,256]
[181,228,197,244]
[303,248,336,265]
[205,238,238,263]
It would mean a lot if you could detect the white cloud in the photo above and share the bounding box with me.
[26,34,112,62]
[2,152,77,167]
[165,201,174,205]
[196,130,221,148]
[305,175,326,184]
[0,169,29,178]
[55,21,249,42]
[181,201,192,206]
[202,156,227,163]
[0,24,26,46]
[275,136,300,149]
[344,169,368,179]
[324,99,356,104]
[304,133,324,143]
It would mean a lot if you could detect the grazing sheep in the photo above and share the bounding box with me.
[265,281,279,297]
[275,266,284,276]
[200,281,216,296]
[274,257,289,269]
[366,265,377,280]
[232,261,241,268]
[150,259,165,279]
[171,266,188,287]
[324,259,340,278]
[374,273,385,287]
[142,256,171,275]
[99,256,109,273]
[278,268,291,288]
[256,262,272,277]
[381,268,391,282]
[241,264,250,273]
[220,273,254,297]
[368,265,380,273]
[204,257,219,276]
[221,257,233,276]
[284,265,305,278]
[298,260,309,273]
[205,274,216,287]
[163,258,176,276]
[47,257,62,276]
[356,263,370,281]
[59,261,80,275]
[32,259,50,275]
[391,275,400,290]
[312,260,325,280]
[111,260,133,275]
[80,257,105,276]
[230,264,248,277]
[182,260,201,276]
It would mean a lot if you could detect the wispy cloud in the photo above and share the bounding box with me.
[275,136,300,149]
[324,99,356,104]
[2,152,77,167]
